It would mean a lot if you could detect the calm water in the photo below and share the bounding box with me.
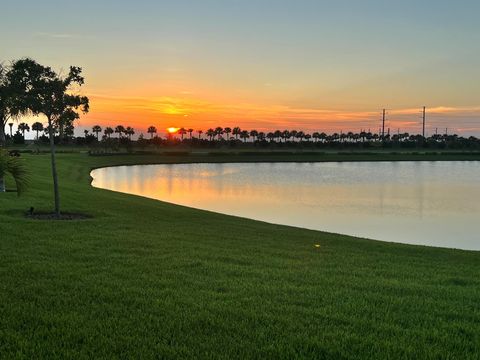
[91,162,480,251]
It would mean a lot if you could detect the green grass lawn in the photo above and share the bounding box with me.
[0,153,479,359]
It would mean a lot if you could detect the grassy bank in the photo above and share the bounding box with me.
[0,153,479,358]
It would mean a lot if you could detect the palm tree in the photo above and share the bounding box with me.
[224,127,232,140]
[206,128,215,141]
[320,132,327,143]
[8,122,13,137]
[266,132,275,142]
[215,127,223,141]
[305,134,312,142]
[0,149,29,194]
[115,125,125,138]
[104,127,114,138]
[240,130,249,143]
[84,129,89,138]
[250,130,258,142]
[296,131,305,142]
[32,122,44,140]
[290,130,298,142]
[282,130,290,142]
[197,130,203,139]
[147,126,157,138]
[274,130,282,142]
[233,127,241,140]
[178,128,187,141]
[188,128,194,139]
[258,132,266,142]
[312,132,320,142]
[92,125,102,140]
[18,123,30,138]
[125,127,135,140]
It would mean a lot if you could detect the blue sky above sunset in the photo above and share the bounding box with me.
[2,0,480,135]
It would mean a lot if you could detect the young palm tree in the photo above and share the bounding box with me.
[92,125,102,140]
[32,122,44,140]
[0,150,29,194]
[147,126,157,138]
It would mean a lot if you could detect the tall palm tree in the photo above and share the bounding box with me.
[178,128,187,141]
[104,127,114,138]
[125,127,135,140]
[233,127,241,140]
[18,123,30,138]
[115,125,125,138]
[188,128,194,139]
[224,127,232,140]
[296,131,305,142]
[215,127,223,141]
[92,125,102,140]
[240,130,249,143]
[197,130,203,139]
[32,122,44,140]
[0,150,29,194]
[147,126,157,138]
[290,130,298,142]
[266,132,275,142]
[250,130,258,142]
[206,128,215,141]
[274,130,282,142]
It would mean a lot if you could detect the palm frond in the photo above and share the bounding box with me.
[0,151,30,195]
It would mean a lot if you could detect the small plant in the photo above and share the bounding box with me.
[0,150,29,195]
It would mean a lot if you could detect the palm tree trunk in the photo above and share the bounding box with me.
[48,117,61,217]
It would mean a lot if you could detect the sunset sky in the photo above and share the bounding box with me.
[2,0,480,136]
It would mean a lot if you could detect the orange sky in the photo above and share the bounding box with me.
[77,93,480,137]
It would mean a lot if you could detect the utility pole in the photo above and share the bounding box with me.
[382,109,386,139]
[422,106,426,138]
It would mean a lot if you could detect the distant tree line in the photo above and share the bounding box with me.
[7,119,480,151]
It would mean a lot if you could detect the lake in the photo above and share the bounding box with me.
[91,161,480,251]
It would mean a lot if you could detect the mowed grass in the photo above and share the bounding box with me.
[0,153,479,359]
